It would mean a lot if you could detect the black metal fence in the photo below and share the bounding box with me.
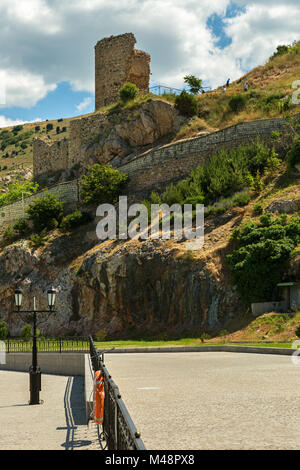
[4,338,89,353]
[89,336,146,450]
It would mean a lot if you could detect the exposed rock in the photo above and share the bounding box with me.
[115,100,180,148]
[80,100,182,167]
[0,234,242,338]
[266,199,300,214]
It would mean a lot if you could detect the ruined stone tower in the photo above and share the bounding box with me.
[95,32,151,109]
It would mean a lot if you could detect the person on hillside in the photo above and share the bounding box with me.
[222,86,226,93]
[226,78,230,87]
[244,82,249,92]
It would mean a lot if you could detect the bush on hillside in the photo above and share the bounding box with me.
[229,94,247,112]
[13,218,31,237]
[271,45,289,59]
[79,163,128,206]
[287,135,300,169]
[175,91,198,117]
[227,215,300,304]
[26,193,64,232]
[142,140,275,214]
[0,181,39,208]
[119,82,138,103]
[60,210,93,231]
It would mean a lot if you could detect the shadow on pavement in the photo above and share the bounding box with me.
[59,376,93,450]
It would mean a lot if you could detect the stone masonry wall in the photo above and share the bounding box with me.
[95,33,150,109]
[33,138,69,180]
[118,115,294,194]
[0,180,79,226]
[68,113,107,168]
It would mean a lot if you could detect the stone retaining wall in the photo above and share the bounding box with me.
[0,180,79,226]
[119,115,292,193]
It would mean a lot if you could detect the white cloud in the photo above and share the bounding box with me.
[0,115,42,129]
[0,69,56,108]
[76,97,92,112]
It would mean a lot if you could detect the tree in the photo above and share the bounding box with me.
[184,75,202,95]
[79,164,128,206]
[26,193,64,232]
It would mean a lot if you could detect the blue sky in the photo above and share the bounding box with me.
[0,0,299,127]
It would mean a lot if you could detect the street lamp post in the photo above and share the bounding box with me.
[14,288,57,405]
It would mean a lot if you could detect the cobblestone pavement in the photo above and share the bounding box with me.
[0,371,102,450]
[105,351,300,450]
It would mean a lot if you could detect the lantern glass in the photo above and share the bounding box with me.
[47,288,56,310]
[14,289,23,308]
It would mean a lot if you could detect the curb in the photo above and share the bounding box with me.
[103,345,298,356]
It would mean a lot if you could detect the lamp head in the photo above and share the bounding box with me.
[47,288,57,311]
[14,289,23,310]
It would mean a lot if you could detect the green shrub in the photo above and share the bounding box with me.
[20,324,32,341]
[0,181,39,208]
[2,226,19,245]
[30,230,48,247]
[119,82,138,103]
[287,136,300,169]
[227,216,300,304]
[175,91,198,117]
[199,332,211,343]
[229,94,247,112]
[61,210,93,231]
[142,139,273,213]
[270,45,289,59]
[79,163,128,206]
[232,191,251,206]
[295,325,300,339]
[13,218,31,237]
[0,321,9,340]
[253,203,264,216]
[26,193,64,232]
[253,170,264,193]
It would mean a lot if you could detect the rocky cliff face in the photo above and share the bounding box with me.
[83,100,183,168]
[0,210,245,338]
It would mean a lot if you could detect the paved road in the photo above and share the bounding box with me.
[105,351,300,450]
[0,371,100,450]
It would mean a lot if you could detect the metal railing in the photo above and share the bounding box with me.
[150,84,211,96]
[5,337,89,353]
[89,336,146,450]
